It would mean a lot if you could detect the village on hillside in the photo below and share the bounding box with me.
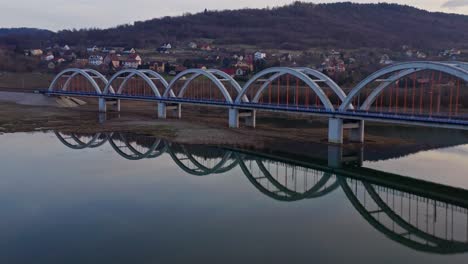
[0,41,465,87]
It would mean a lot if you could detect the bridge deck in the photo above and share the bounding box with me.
[42,90,468,130]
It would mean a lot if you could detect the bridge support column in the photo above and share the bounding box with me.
[229,108,239,128]
[240,110,256,128]
[166,103,181,119]
[327,145,343,168]
[115,99,121,112]
[348,120,365,143]
[328,118,343,144]
[98,98,106,112]
[158,103,167,119]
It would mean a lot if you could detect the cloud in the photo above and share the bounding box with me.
[442,0,468,8]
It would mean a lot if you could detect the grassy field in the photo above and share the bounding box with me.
[0,72,54,90]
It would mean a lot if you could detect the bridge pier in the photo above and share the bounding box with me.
[328,118,344,144]
[348,120,365,143]
[158,103,181,119]
[98,98,106,112]
[229,109,256,128]
[328,118,365,144]
[98,98,120,112]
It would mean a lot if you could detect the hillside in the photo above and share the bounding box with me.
[2,2,468,50]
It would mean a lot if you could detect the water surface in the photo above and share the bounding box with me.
[1,131,468,263]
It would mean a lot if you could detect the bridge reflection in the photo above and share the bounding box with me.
[55,131,468,254]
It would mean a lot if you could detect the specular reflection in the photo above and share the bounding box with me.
[55,131,468,254]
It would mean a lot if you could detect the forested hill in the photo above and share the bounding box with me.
[3,2,468,50]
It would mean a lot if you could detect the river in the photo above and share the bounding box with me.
[1,131,468,263]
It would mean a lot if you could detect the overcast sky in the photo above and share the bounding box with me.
[1,0,468,31]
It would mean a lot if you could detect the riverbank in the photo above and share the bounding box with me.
[1,92,468,154]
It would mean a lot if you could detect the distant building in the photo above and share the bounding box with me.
[123,48,136,54]
[149,61,166,73]
[200,44,213,51]
[254,51,267,61]
[123,59,139,69]
[29,49,43,56]
[62,45,71,51]
[104,54,121,69]
[188,42,197,49]
[161,43,172,49]
[88,55,104,66]
[379,54,393,65]
[127,53,142,65]
[43,54,55,61]
[416,51,427,59]
[102,47,117,54]
[87,46,99,53]
[63,50,77,61]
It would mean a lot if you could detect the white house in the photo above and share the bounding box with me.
[188,42,197,49]
[62,45,70,51]
[123,48,136,54]
[44,54,54,61]
[87,46,99,53]
[380,54,393,65]
[88,55,104,66]
[254,51,266,61]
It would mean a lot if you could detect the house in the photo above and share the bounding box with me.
[75,58,89,67]
[62,45,70,51]
[123,59,139,69]
[200,44,212,51]
[29,49,43,56]
[321,58,346,74]
[221,68,236,76]
[280,53,293,62]
[43,54,55,61]
[254,51,267,61]
[127,53,142,65]
[55,57,66,64]
[416,51,427,59]
[149,61,166,73]
[405,50,414,57]
[188,42,197,49]
[88,55,104,66]
[102,47,116,53]
[87,46,99,53]
[123,48,136,54]
[379,54,393,65]
[104,54,121,68]
[157,47,170,54]
[175,65,187,73]
[63,50,76,61]
[235,60,254,72]
[161,43,172,49]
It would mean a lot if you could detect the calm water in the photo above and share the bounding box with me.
[1,131,468,263]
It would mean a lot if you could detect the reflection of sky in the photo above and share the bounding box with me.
[1,132,468,263]
[364,144,468,189]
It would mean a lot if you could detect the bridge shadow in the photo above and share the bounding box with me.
[54,131,468,255]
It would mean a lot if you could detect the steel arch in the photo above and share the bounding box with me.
[234,67,335,110]
[103,69,163,97]
[251,67,347,105]
[175,69,249,102]
[163,69,235,103]
[340,61,468,111]
[49,68,106,94]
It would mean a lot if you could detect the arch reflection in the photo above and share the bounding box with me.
[55,131,468,254]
